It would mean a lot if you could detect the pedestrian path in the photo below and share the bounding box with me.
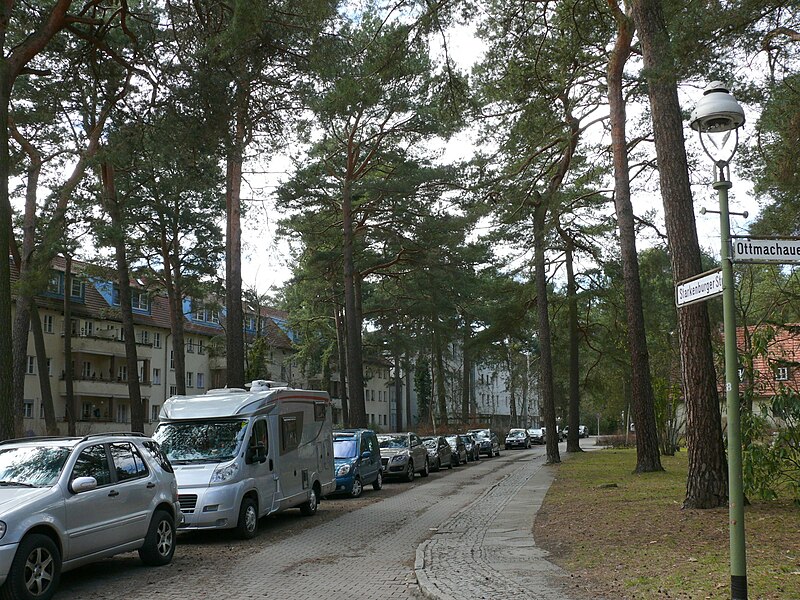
[415,452,580,600]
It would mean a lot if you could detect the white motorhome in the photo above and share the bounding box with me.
[153,381,335,539]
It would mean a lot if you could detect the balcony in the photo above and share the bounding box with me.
[66,333,153,358]
[59,375,152,398]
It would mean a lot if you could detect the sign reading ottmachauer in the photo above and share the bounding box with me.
[731,237,800,264]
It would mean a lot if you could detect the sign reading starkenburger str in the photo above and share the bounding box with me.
[731,237,800,264]
[675,269,723,307]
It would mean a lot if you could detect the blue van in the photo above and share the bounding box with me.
[332,429,383,497]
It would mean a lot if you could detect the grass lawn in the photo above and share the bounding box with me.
[534,448,800,599]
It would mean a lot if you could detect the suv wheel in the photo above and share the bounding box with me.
[350,477,363,498]
[372,471,383,490]
[235,497,259,539]
[5,533,61,600]
[139,510,176,566]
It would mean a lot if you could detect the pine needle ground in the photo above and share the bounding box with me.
[535,448,800,599]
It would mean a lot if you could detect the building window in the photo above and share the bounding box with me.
[153,332,161,348]
[186,372,194,388]
[152,368,161,385]
[170,351,174,370]
[187,338,195,353]
[47,272,61,295]
[82,362,92,379]
[151,404,160,422]
[70,278,84,299]
[197,373,205,389]
[131,290,149,311]
[139,330,150,345]
[23,400,33,418]
[118,365,128,381]
[775,367,789,381]
[198,339,205,355]
[116,404,128,423]
[42,314,54,334]
[169,385,178,397]
[46,359,52,376]
[26,356,35,375]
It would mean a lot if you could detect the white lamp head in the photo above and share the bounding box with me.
[690,81,745,133]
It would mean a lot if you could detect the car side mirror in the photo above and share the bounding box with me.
[71,476,98,494]
[360,451,371,460]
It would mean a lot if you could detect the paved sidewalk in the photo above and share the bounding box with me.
[415,452,579,600]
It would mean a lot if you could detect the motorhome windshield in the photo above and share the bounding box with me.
[154,420,248,463]
[333,439,357,459]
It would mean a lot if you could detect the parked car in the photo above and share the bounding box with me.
[542,426,566,443]
[460,433,481,461]
[468,428,501,457]
[445,435,468,466]
[0,433,181,600]
[332,429,383,497]
[505,428,531,450]
[378,433,430,481]
[527,428,545,444]
[422,436,453,471]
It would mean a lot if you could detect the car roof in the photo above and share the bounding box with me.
[0,432,152,448]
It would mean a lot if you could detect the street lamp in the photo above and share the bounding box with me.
[690,81,747,600]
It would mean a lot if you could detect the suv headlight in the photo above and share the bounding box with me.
[391,454,407,463]
[337,463,352,476]
[211,461,239,483]
[0,521,5,540]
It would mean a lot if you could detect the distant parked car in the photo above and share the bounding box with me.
[422,436,453,471]
[527,428,545,444]
[468,428,501,457]
[332,429,383,497]
[542,426,566,442]
[378,433,430,481]
[445,435,468,466]
[460,433,481,462]
[0,433,181,600]
[505,428,530,449]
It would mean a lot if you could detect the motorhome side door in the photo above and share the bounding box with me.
[246,418,276,516]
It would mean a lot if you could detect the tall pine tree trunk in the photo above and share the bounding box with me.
[161,231,186,394]
[608,2,663,471]
[563,237,582,453]
[631,0,727,506]
[343,178,366,427]
[433,329,448,425]
[101,162,144,433]
[64,255,76,436]
[0,58,14,440]
[30,305,57,434]
[461,326,471,425]
[225,92,246,389]
[393,343,403,431]
[534,200,560,464]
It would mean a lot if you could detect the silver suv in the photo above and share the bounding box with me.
[0,433,181,600]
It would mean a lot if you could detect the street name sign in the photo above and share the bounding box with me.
[675,269,723,307]
[731,237,800,264]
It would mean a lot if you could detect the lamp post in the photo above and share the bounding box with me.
[689,81,747,600]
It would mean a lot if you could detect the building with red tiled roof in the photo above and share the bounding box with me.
[737,324,800,404]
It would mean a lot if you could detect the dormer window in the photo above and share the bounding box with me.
[113,285,149,311]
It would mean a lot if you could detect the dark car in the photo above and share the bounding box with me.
[468,428,500,457]
[460,434,480,462]
[422,436,453,471]
[445,435,468,466]
[332,429,383,498]
[505,428,530,450]
[527,428,545,444]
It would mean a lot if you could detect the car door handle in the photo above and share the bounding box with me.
[108,490,119,497]
[146,482,156,489]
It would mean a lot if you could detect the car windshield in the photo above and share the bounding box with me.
[508,431,525,438]
[470,430,489,439]
[154,420,247,463]
[378,435,408,449]
[333,439,358,459]
[0,445,71,487]
[445,436,458,445]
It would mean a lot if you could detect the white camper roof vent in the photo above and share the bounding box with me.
[247,380,288,392]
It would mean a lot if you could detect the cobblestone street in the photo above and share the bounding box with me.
[55,446,567,600]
